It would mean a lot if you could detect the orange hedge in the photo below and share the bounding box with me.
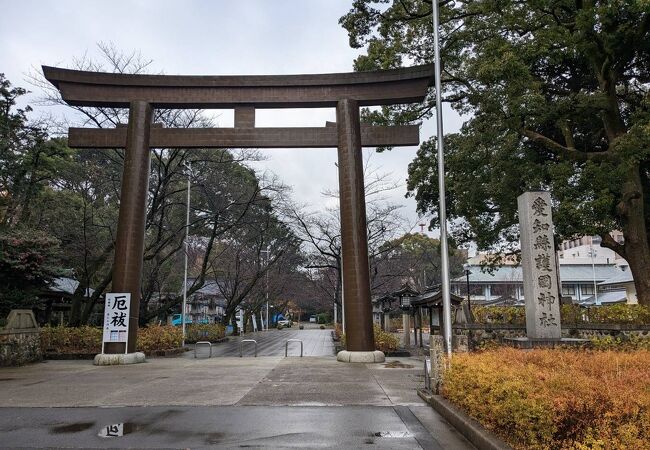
[40,325,183,354]
[442,348,650,450]
[340,324,400,353]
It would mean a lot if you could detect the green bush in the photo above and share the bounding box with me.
[472,306,525,325]
[184,323,225,344]
[317,312,331,324]
[589,335,650,351]
[472,304,650,326]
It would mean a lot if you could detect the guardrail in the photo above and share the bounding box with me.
[194,341,212,358]
[239,339,257,357]
[285,339,303,357]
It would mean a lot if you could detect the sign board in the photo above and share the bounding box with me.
[102,293,131,353]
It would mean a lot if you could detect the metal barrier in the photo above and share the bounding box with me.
[423,357,431,390]
[239,339,257,357]
[194,341,212,358]
[285,339,304,357]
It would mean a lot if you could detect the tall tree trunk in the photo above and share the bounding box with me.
[620,166,650,306]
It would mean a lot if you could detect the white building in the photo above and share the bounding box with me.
[558,232,628,269]
[452,264,630,304]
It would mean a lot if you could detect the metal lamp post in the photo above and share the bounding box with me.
[261,247,270,330]
[181,162,192,347]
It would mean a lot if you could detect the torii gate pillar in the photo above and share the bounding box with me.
[336,99,384,363]
[106,100,152,354]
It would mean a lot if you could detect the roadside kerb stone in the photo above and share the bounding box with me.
[418,390,513,450]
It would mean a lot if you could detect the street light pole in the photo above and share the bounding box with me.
[182,162,191,348]
[264,246,270,330]
[432,0,453,357]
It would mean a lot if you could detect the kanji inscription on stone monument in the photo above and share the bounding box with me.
[518,191,561,339]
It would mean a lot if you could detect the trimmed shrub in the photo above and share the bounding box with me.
[472,306,525,325]
[40,326,101,354]
[472,304,650,326]
[40,325,184,354]
[442,348,650,450]
[137,325,182,352]
[590,335,650,351]
[184,323,225,344]
[340,324,400,353]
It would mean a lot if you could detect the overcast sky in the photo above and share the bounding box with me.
[1,0,465,236]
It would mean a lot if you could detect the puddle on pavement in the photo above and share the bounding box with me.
[373,431,413,438]
[50,422,95,434]
[383,361,414,369]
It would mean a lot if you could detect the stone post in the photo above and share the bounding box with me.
[107,100,152,354]
[518,191,561,340]
[429,335,445,394]
[383,313,391,332]
[403,313,411,347]
[335,99,383,363]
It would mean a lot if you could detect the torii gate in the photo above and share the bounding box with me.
[43,64,433,362]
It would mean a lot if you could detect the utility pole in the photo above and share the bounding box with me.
[432,0,453,357]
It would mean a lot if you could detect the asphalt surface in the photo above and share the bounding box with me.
[0,405,466,449]
[187,326,335,358]
[0,326,475,449]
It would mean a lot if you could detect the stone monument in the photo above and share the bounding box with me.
[518,191,562,340]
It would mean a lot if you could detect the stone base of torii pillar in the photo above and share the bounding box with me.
[336,350,385,363]
[94,352,146,366]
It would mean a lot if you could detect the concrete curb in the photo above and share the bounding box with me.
[417,389,513,450]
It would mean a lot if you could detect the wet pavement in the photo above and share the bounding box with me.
[0,327,475,448]
[187,326,335,358]
[0,405,471,449]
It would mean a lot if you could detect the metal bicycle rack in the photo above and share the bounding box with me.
[194,341,212,358]
[285,339,304,357]
[239,339,257,357]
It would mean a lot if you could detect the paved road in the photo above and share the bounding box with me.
[0,327,475,449]
[188,326,335,358]
[0,405,470,449]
